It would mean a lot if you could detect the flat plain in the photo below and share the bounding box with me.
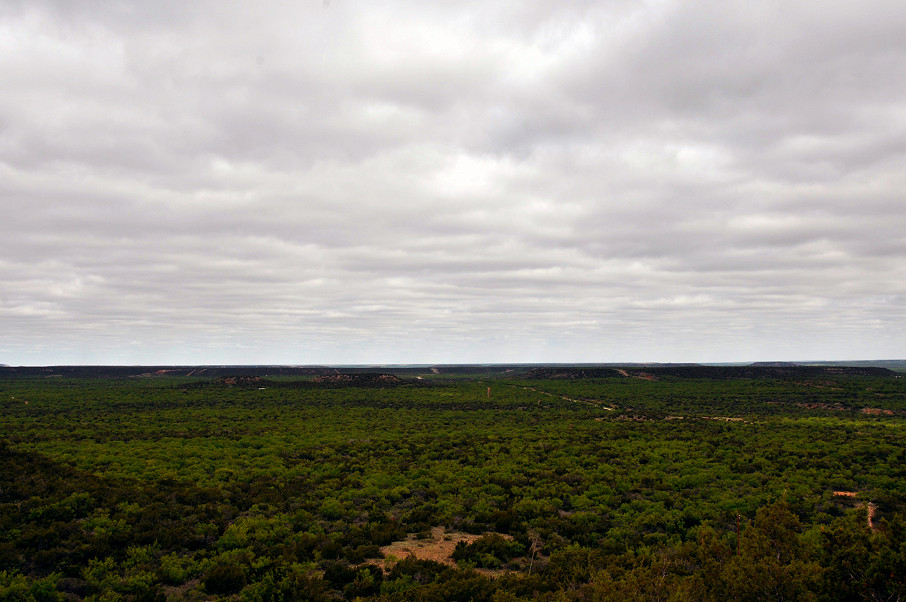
[1,365,904,600]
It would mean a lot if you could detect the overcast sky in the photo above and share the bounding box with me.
[2,1,905,365]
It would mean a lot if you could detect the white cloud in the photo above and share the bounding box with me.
[2,0,905,364]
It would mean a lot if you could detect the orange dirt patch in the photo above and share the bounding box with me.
[861,407,894,415]
[373,527,479,570]
[833,491,858,497]
[370,527,513,573]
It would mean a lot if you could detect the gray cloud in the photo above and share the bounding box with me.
[2,0,905,364]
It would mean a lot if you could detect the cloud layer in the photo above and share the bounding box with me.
[2,0,905,364]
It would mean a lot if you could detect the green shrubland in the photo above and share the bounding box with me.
[1,371,904,600]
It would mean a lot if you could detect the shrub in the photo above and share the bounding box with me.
[203,562,246,595]
[452,534,525,568]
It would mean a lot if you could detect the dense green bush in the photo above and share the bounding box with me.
[202,561,246,595]
[452,534,525,568]
[1,372,905,599]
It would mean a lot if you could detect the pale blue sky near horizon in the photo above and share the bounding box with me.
[2,1,905,365]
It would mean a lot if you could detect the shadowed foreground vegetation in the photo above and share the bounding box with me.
[1,367,904,600]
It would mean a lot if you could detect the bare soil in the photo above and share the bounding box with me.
[369,527,516,576]
[371,527,478,571]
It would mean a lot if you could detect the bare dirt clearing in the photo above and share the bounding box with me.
[370,527,478,571]
[370,527,517,576]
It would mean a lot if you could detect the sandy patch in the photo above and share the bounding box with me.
[372,527,480,570]
[370,527,516,575]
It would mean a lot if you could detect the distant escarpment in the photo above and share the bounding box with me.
[313,373,403,386]
[203,372,406,388]
[524,367,624,379]
[524,365,896,380]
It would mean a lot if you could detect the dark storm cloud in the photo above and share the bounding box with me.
[2,0,905,364]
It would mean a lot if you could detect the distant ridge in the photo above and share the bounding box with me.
[525,365,895,379]
[790,360,906,371]
[0,363,900,378]
[750,361,801,367]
